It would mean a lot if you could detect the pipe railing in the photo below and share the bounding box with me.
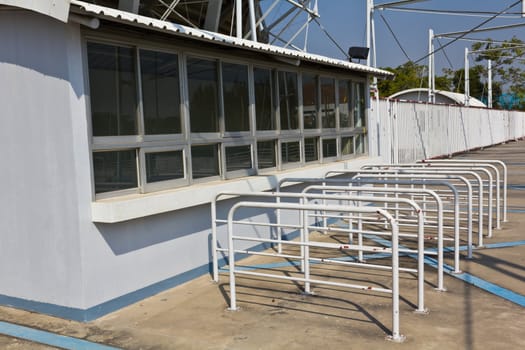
[226,201,405,342]
[277,177,461,290]
[212,190,429,313]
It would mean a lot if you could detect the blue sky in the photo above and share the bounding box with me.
[266,0,525,74]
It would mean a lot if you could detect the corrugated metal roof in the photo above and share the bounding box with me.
[69,0,392,77]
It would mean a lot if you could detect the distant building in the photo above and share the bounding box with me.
[389,88,487,108]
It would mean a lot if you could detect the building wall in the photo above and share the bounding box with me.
[0,12,85,308]
[0,11,382,320]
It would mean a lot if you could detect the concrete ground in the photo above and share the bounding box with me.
[1,141,525,350]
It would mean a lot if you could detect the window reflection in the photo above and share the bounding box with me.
[187,58,219,133]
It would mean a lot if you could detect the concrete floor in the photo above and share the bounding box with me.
[1,141,525,349]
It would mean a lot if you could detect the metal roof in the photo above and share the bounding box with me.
[69,0,392,77]
[389,88,487,107]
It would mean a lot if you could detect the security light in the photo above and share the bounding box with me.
[348,47,370,62]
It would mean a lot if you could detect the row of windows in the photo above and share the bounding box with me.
[87,40,368,196]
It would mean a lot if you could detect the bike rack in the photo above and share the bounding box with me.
[355,167,491,241]
[210,158,509,343]
[420,159,507,222]
[360,164,498,232]
[277,177,461,290]
[226,201,406,342]
[212,190,428,313]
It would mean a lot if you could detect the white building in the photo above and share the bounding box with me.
[0,1,392,320]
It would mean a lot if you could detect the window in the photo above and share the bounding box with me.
[257,140,276,169]
[87,42,138,136]
[93,150,137,193]
[322,138,337,158]
[187,57,219,133]
[355,134,365,154]
[191,144,220,179]
[353,81,366,128]
[145,150,184,183]
[254,67,275,131]
[320,77,336,128]
[341,136,354,156]
[281,141,300,164]
[338,80,352,128]
[140,50,181,134]
[304,137,319,162]
[222,63,250,132]
[225,145,252,172]
[278,71,299,130]
[302,74,318,129]
[87,40,369,198]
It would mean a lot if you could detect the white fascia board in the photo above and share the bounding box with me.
[0,0,71,22]
[92,156,382,223]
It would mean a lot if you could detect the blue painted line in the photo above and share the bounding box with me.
[362,234,525,307]
[0,321,120,350]
[507,209,525,213]
[508,184,525,190]
[420,257,525,307]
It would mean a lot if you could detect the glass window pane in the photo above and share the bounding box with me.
[321,77,336,128]
[339,80,352,128]
[341,136,354,155]
[226,145,252,171]
[254,68,275,130]
[140,50,181,134]
[281,141,300,164]
[187,58,219,132]
[304,137,319,162]
[191,144,219,179]
[145,150,184,183]
[322,139,337,158]
[278,71,299,130]
[302,74,318,129]
[87,42,138,136]
[223,63,250,132]
[257,140,276,169]
[93,150,137,193]
[355,134,365,154]
[353,82,366,128]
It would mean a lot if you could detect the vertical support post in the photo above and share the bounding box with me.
[248,0,257,41]
[235,0,242,38]
[488,59,493,108]
[465,48,470,107]
[228,210,238,310]
[428,29,434,103]
[211,199,219,282]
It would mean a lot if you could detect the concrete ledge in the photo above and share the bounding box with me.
[91,156,381,223]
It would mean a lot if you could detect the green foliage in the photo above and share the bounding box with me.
[377,62,427,97]
[378,36,524,110]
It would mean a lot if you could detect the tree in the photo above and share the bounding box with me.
[471,36,525,110]
[377,61,427,97]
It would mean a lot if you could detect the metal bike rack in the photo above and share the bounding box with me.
[212,190,428,314]
[226,201,406,342]
[421,159,507,222]
[357,165,495,238]
[278,177,461,291]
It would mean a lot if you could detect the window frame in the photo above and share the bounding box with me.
[84,33,370,200]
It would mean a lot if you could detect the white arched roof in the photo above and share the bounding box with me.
[389,88,487,107]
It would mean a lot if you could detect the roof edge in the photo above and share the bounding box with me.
[69,0,393,77]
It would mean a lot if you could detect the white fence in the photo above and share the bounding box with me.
[375,99,525,163]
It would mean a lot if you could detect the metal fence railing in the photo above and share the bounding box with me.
[375,99,525,164]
